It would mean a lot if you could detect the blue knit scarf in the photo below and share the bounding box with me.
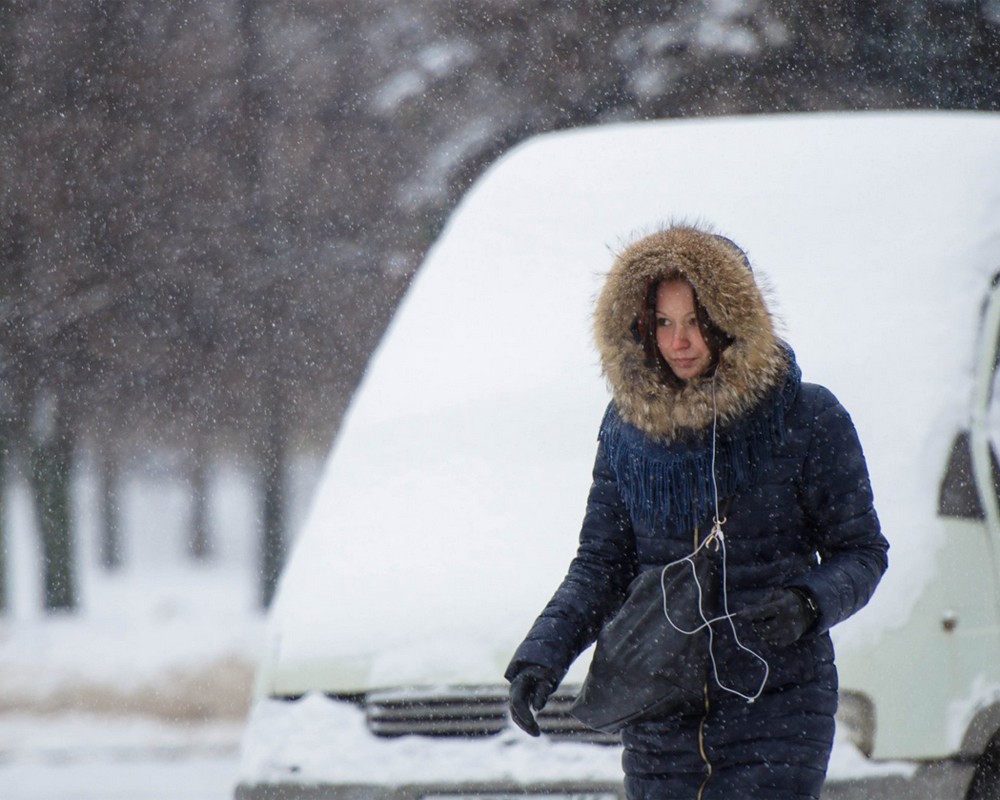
[598,357,802,535]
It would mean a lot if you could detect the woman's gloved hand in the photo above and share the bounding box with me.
[508,664,559,736]
[739,587,819,647]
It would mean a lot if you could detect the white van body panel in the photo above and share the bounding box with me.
[246,112,1000,788]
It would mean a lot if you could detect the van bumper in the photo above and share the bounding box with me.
[234,763,975,800]
[823,760,974,799]
[234,766,974,800]
[234,783,625,800]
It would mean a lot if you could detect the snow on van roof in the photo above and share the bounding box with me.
[263,111,1000,696]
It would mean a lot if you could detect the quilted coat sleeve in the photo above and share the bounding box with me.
[504,439,638,682]
[789,385,889,636]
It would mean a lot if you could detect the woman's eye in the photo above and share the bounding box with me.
[656,317,670,327]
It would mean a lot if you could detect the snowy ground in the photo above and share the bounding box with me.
[0,713,244,800]
[0,455,320,800]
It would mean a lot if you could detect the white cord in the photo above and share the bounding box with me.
[658,374,769,704]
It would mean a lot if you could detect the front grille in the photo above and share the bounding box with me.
[363,686,620,745]
[366,687,508,737]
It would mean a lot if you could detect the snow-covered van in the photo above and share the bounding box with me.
[236,111,1000,800]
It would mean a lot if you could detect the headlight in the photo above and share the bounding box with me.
[836,690,876,757]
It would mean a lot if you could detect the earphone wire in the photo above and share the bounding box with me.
[659,374,769,704]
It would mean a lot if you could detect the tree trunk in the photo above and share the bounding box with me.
[238,0,287,608]
[259,379,287,609]
[98,446,122,570]
[0,431,8,614]
[187,441,212,561]
[29,398,76,612]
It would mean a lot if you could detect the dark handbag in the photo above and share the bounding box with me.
[569,543,719,733]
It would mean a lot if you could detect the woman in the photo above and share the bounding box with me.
[505,225,888,800]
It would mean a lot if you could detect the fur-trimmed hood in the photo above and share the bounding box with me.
[594,225,789,439]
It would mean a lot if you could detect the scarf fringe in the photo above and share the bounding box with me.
[599,363,801,535]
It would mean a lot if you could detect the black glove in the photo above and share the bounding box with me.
[508,664,559,737]
[739,587,819,647]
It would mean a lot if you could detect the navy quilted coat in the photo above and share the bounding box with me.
[506,226,888,800]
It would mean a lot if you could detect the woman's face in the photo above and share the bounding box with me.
[655,279,713,381]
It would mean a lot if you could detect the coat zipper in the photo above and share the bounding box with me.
[696,681,712,800]
[690,526,713,799]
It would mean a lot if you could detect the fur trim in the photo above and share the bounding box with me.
[594,225,788,438]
